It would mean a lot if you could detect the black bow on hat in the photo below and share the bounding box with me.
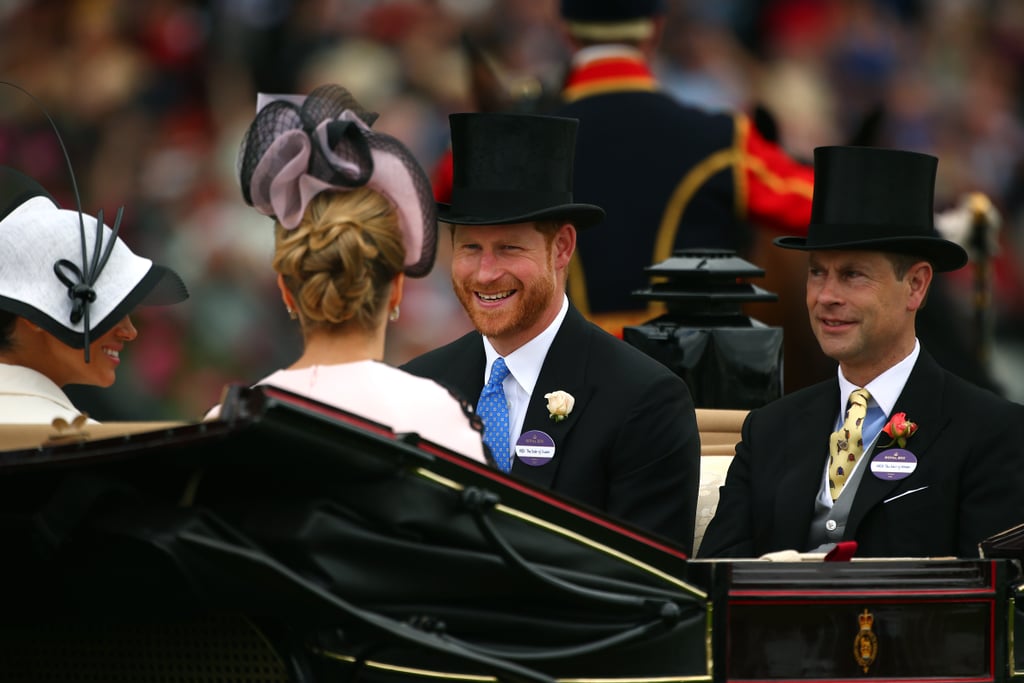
[437,113,605,229]
[774,145,968,272]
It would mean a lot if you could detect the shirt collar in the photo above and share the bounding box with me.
[0,362,78,410]
[572,44,645,67]
[482,294,569,395]
[836,338,920,417]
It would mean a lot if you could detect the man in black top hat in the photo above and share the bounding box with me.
[403,112,701,552]
[698,146,1024,559]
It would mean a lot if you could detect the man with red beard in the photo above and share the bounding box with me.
[403,112,701,552]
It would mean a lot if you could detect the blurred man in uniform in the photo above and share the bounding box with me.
[553,0,815,333]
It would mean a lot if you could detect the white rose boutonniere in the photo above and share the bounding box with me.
[544,390,575,422]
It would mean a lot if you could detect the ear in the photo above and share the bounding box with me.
[16,317,44,334]
[388,273,404,312]
[277,273,297,312]
[905,261,933,311]
[552,223,577,271]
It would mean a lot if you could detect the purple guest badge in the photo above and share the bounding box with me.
[870,448,918,480]
[515,430,556,467]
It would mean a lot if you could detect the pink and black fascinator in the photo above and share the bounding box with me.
[237,84,437,278]
[0,83,188,362]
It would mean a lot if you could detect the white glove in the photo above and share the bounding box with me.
[934,192,1001,262]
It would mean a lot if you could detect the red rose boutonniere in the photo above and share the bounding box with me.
[882,412,918,448]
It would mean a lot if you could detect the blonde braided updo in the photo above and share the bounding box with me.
[273,187,403,332]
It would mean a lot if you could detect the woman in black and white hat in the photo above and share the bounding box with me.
[0,167,188,424]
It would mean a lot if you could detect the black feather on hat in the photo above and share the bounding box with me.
[0,80,188,362]
[774,146,968,272]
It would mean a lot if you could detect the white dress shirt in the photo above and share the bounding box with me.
[816,339,921,508]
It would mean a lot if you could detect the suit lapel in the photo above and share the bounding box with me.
[511,305,592,489]
[772,381,841,549]
[435,334,487,406]
[846,350,950,535]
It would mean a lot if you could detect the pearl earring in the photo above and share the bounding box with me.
[388,305,400,322]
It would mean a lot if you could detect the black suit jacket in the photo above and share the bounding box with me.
[402,304,701,553]
[698,349,1024,559]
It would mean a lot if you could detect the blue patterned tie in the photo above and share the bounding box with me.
[477,358,511,472]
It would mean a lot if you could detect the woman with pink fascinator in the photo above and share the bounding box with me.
[205,84,486,463]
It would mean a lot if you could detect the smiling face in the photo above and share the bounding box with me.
[450,221,575,356]
[805,250,931,386]
[14,315,138,388]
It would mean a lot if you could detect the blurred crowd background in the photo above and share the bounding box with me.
[1,0,1022,421]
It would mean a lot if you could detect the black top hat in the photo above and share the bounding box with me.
[774,146,967,272]
[436,113,605,228]
[560,0,666,21]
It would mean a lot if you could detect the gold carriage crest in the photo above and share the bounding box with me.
[853,608,878,673]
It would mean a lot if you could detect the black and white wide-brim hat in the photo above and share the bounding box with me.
[0,167,188,349]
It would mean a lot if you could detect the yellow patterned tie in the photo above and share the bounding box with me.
[829,388,871,501]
